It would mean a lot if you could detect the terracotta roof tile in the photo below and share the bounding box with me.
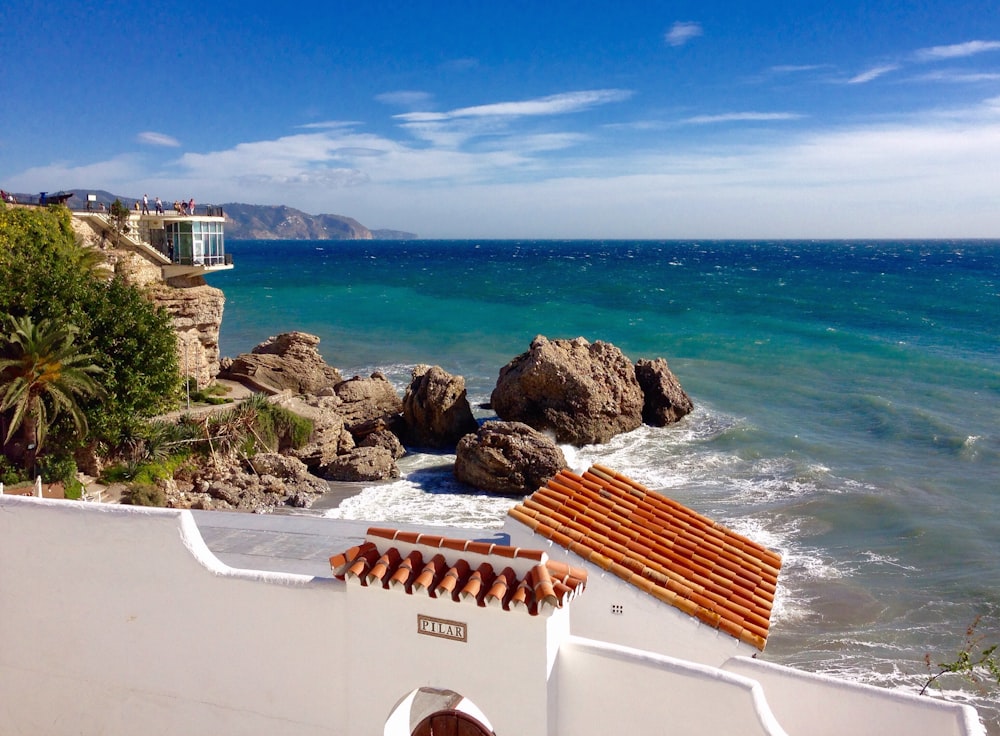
[329,529,587,617]
[508,464,782,650]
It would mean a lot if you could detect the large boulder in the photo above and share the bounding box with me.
[454,421,566,496]
[276,394,355,471]
[491,336,644,446]
[321,447,400,482]
[358,429,406,460]
[332,372,404,434]
[635,358,694,426]
[220,332,342,394]
[401,365,478,449]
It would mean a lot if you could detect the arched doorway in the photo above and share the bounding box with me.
[412,709,493,736]
[384,688,496,736]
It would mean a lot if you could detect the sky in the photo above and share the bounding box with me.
[2,1,1000,238]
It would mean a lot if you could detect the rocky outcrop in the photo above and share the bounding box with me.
[322,447,400,482]
[275,380,406,481]
[358,429,406,459]
[491,336,645,446]
[149,283,226,389]
[166,453,328,512]
[221,332,342,394]
[275,394,356,472]
[635,358,694,426]
[454,421,566,496]
[332,373,404,434]
[401,365,478,449]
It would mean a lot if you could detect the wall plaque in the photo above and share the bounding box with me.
[417,614,468,643]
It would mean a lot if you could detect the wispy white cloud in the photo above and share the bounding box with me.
[847,64,900,84]
[375,90,434,108]
[770,64,827,74]
[915,40,1000,61]
[9,92,1000,238]
[296,121,362,131]
[396,90,633,123]
[913,70,1000,83]
[682,112,804,125]
[137,131,180,147]
[665,21,703,47]
[441,57,479,72]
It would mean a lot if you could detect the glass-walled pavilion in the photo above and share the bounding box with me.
[164,219,226,266]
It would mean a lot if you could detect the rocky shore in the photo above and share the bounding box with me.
[121,332,692,514]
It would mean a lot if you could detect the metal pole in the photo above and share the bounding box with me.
[185,339,190,411]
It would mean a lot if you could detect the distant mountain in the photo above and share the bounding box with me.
[221,202,375,240]
[5,189,416,240]
[370,228,418,240]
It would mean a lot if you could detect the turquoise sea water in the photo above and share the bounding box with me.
[214,239,1000,728]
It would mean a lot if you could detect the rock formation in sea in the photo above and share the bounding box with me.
[491,335,646,446]
[219,331,343,394]
[634,357,694,426]
[401,365,479,450]
[454,421,566,496]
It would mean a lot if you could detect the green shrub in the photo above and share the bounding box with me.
[125,482,166,507]
[0,456,26,485]
[37,453,78,485]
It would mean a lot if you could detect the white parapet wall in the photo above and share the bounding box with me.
[0,496,345,736]
[0,495,985,736]
[722,656,985,736]
[555,637,789,736]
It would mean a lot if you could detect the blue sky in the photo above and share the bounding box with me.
[2,1,1000,238]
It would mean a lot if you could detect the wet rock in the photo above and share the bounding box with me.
[635,358,694,426]
[454,421,567,496]
[358,429,406,460]
[321,446,400,482]
[332,372,404,433]
[401,365,478,449]
[491,335,644,445]
[220,331,342,394]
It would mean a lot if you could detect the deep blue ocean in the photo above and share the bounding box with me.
[213,239,999,727]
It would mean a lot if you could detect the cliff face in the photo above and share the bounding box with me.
[222,203,373,240]
[149,281,226,388]
[70,215,225,389]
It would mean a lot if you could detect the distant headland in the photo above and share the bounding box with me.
[5,189,417,240]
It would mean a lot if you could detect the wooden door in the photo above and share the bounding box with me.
[411,709,493,736]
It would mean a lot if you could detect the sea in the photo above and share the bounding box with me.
[213,238,1000,730]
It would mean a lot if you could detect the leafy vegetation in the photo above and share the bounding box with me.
[107,198,130,247]
[0,204,181,470]
[0,315,104,457]
[922,617,1000,696]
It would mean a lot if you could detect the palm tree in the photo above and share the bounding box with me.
[0,315,104,467]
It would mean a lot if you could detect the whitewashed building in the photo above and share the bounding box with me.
[0,465,984,735]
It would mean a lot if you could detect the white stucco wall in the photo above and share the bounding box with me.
[0,497,983,736]
[505,518,758,665]
[343,577,570,736]
[0,497,346,736]
[722,656,985,736]
[555,637,788,736]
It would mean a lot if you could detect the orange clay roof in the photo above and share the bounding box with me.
[329,527,587,616]
[507,464,781,650]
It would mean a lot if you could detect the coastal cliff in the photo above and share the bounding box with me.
[222,203,374,240]
[70,215,225,388]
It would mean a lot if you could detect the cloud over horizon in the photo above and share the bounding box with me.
[137,132,181,147]
[665,21,703,47]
